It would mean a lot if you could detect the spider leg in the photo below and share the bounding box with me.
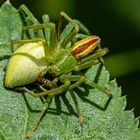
[76,59,99,71]
[72,33,89,44]
[19,5,57,53]
[16,80,71,97]
[16,81,70,137]
[24,23,56,54]
[11,5,45,52]
[25,76,83,137]
[84,77,112,97]
[66,74,112,121]
[11,38,45,52]
[16,83,54,137]
[57,12,79,48]
[42,15,51,48]
[26,95,53,137]
[73,19,91,35]
[25,78,58,137]
[70,90,84,124]
[68,76,85,123]
[12,22,57,56]
[42,15,57,51]
[74,48,108,71]
[58,74,84,123]
[19,4,39,24]
[19,5,44,39]
[57,11,92,49]
[79,48,108,64]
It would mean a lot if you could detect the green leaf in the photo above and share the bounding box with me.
[0,2,140,140]
[0,1,22,43]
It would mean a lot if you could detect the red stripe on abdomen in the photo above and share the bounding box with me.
[72,38,98,56]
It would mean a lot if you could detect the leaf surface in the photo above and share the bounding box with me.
[0,2,140,140]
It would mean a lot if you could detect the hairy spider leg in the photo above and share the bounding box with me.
[70,90,84,124]
[42,14,57,52]
[26,85,53,137]
[22,23,57,56]
[73,19,91,35]
[19,5,44,39]
[11,23,57,57]
[64,74,112,121]
[67,74,111,124]
[66,74,112,97]
[11,39,46,52]
[25,75,84,137]
[58,12,90,45]
[19,4,39,24]
[58,12,94,49]
[19,5,58,54]
[74,48,109,71]
[20,77,83,137]
[78,48,109,64]
[17,74,111,121]
[10,5,43,52]
[71,33,89,44]
[42,15,51,48]
[15,76,84,137]
[57,12,79,48]
[16,80,71,97]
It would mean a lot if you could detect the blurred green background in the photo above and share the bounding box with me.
[0,0,140,117]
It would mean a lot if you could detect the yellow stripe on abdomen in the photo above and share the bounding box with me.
[71,36,100,59]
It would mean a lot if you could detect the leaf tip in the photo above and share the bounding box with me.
[135,117,140,127]
[4,0,10,4]
[122,95,127,99]
[130,108,135,112]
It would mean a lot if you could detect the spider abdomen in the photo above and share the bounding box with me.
[5,42,47,88]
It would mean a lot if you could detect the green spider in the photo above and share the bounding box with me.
[4,5,110,137]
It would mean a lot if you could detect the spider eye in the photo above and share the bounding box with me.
[71,36,100,59]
